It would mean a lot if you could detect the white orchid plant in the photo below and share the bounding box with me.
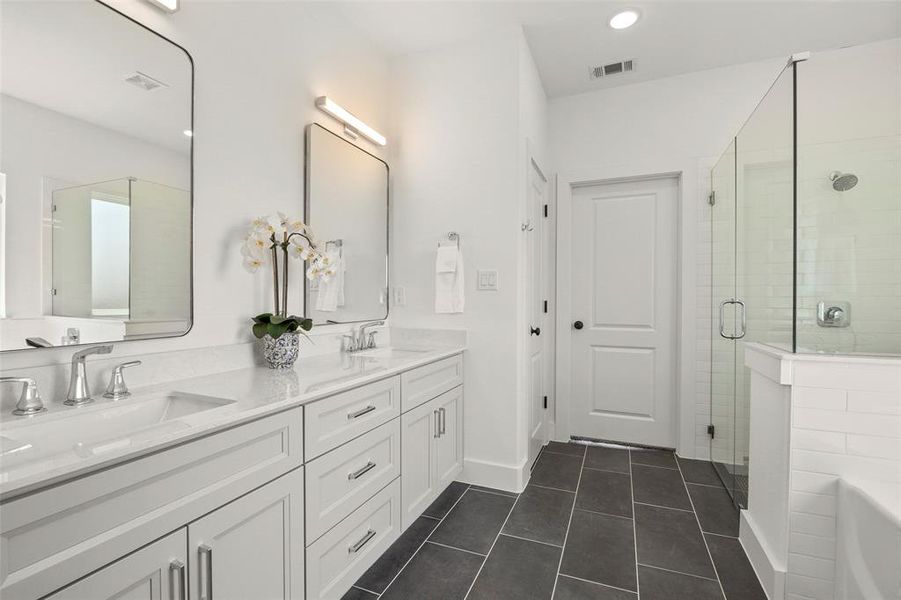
[241,213,337,339]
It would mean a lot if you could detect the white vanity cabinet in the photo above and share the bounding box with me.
[44,529,188,600]
[400,385,464,528]
[2,351,464,600]
[188,467,304,600]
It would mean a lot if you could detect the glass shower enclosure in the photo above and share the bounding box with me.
[709,41,901,508]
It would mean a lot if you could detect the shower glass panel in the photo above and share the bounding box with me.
[710,66,794,508]
[795,42,901,356]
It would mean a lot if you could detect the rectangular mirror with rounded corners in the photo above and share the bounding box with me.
[304,124,389,324]
[0,0,193,352]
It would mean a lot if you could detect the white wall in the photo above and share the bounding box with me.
[389,26,546,490]
[549,57,786,458]
[1,0,391,373]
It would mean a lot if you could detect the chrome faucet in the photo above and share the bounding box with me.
[342,320,385,352]
[65,345,113,406]
[0,377,46,416]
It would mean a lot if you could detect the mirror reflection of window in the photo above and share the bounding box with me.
[90,197,130,317]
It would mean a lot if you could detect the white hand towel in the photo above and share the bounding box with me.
[315,249,343,312]
[435,244,458,273]
[435,246,464,314]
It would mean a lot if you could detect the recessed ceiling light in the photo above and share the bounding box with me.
[609,10,640,30]
[183,129,193,137]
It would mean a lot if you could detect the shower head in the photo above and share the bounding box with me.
[829,171,859,191]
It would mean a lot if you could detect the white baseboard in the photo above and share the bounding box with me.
[460,456,530,493]
[740,511,785,600]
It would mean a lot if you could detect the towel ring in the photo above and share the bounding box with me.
[439,232,461,248]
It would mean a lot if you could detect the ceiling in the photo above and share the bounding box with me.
[1,1,192,153]
[329,1,901,98]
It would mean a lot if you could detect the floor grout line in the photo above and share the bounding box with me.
[352,585,381,596]
[629,449,641,599]
[581,465,632,476]
[674,457,728,600]
[633,500,696,514]
[549,442,587,599]
[685,481,733,490]
[630,461,679,471]
[529,482,578,494]
[572,506,634,522]
[498,532,564,549]
[557,573,638,596]
[467,487,520,499]
[426,539,487,557]
[420,514,441,521]
[541,448,587,459]
[703,531,740,540]
[637,563,720,582]
[376,483,472,598]
[462,483,522,599]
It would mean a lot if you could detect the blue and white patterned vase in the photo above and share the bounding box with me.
[261,332,299,369]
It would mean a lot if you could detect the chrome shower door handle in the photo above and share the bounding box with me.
[719,299,747,340]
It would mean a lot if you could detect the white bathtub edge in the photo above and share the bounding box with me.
[740,510,786,600]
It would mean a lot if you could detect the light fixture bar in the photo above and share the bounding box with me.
[144,0,178,13]
[315,96,387,146]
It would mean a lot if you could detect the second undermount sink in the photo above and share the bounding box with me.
[353,347,431,359]
[0,392,236,472]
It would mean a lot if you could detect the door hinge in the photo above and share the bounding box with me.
[543,204,548,218]
[543,300,548,313]
[543,395,548,409]
[708,191,716,206]
[707,424,715,439]
[52,204,58,212]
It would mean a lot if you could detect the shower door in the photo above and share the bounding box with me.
[710,65,795,509]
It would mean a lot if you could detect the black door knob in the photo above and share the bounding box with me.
[573,321,584,330]
[530,327,541,336]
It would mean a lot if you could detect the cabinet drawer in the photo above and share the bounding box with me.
[305,376,400,459]
[306,419,401,542]
[401,354,463,412]
[306,478,401,600]
[0,407,302,600]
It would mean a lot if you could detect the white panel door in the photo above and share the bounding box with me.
[527,159,550,467]
[45,529,187,600]
[400,398,438,529]
[569,176,678,447]
[188,467,303,600]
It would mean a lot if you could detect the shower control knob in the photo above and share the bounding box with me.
[530,327,541,336]
[573,321,584,330]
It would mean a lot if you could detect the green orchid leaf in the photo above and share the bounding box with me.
[270,315,287,325]
[300,318,313,331]
[252,322,269,338]
[267,322,290,339]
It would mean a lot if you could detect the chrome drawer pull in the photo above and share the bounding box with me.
[439,407,446,435]
[348,461,376,480]
[348,529,376,554]
[348,405,376,420]
[434,410,440,438]
[199,544,213,600]
[169,559,186,600]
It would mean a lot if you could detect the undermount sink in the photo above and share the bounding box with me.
[353,347,430,359]
[0,392,236,472]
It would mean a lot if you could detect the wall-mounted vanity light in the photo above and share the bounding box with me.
[145,0,179,13]
[315,96,387,146]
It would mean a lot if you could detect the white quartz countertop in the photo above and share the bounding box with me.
[0,345,464,500]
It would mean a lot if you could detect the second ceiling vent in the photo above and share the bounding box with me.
[590,60,635,80]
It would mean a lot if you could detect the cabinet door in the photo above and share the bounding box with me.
[188,467,303,600]
[434,386,464,490]
[400,398,439,529]
[45,529,187,600]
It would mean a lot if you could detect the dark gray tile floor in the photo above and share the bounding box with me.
[344,444,766,600]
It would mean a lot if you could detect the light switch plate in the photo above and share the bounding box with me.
[392,286,406,306]
[477,270,498,291]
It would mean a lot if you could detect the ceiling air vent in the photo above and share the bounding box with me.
[590,60,634,80]
[124,71,169,91]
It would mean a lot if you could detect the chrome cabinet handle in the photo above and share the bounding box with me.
[718,299,747,340]
[439,407,446,436]
[199,544,213,600]
[348,405,376,420]
[434,410,440,438]
[348,461,376,480]
[348,529,376,554]
[169,559,186,600]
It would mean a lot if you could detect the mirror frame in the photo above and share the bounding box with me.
[303,123,389,325]
[1,0,195,353]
